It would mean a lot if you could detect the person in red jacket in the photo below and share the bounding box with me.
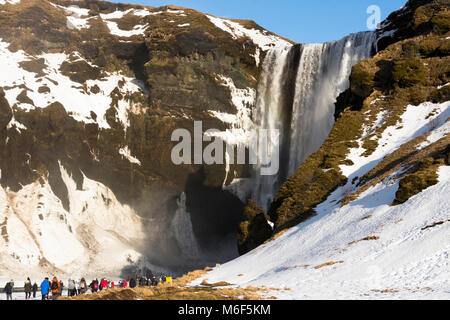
[100,279,108,290]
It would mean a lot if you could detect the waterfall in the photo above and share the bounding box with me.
[251,46,294,210]
[171,192,201,258]
[252,32,376,210]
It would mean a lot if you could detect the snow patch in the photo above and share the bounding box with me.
[438,83,449,90]
[0,39,146,129]
[118,146,141,165]
[167,9,184,14]
[340,101,450,178]
[0,0,20,5]
[104,21,147,37]
[133,9,163,17]
[100,9,133,20]
[206,15,290,51]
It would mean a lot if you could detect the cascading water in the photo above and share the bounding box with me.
[171,192,201,258]
[288,32,376,176]
[252,32,376,210]
[251,47,294,209]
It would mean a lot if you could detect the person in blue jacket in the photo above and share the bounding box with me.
[40,277,50,300]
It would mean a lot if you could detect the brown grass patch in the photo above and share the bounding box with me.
[371,288,399,293]
[314,261,344,269]
[200,280,232,287]
[348,236,380,246]
[263,227,290,244]
[61,267,277,300]
[421,219,450,230]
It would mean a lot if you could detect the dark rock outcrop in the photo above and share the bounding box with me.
[237,200,272,255]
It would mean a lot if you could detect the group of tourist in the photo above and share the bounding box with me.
[3,273,168,300]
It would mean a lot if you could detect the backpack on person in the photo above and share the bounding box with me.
[51,281,59,290]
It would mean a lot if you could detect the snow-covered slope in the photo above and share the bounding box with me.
[191,166,450,299]
[0,162,158,278]
[191,101,450,299]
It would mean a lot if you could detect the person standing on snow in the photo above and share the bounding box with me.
[3,280,13,300]
[80,278,87,294]
[32,282,38,298]
[129,277,136,288]
[58,280,63,296]
[75,279,81,295]
[41,277,50,300]
[68,279,75,297]
[100,279,108,291]
[50,277,60,300]
[89,279,98,293]
[24,277,32,300]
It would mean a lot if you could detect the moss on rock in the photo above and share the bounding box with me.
[393,157,444,205]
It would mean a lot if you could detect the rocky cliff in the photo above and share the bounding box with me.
[0,0,291,276]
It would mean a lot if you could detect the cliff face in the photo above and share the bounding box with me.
[0,0,291,275]
[265,0,450,237]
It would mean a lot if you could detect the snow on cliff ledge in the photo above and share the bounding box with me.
[207,15,291,52]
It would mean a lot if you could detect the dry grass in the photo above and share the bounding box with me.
[263,227,291,244]
[348,236,380,246]
[314,261,344,269]
[371,288,399,293]
[61,267,277,300]
[421,219,450,230]
[200,280,232,287]
[61,284,271,301]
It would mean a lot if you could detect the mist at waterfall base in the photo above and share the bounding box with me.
[126,189,240,277]
[136,32,376,276]
[252,31,376,210]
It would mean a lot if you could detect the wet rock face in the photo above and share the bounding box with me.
[0,0,272,263]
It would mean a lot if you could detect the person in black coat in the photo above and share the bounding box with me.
[32,282,38,298]
[129,277,136,288]
[4,281,13,300]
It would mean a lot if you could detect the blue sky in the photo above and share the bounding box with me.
[112,0,407,43]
